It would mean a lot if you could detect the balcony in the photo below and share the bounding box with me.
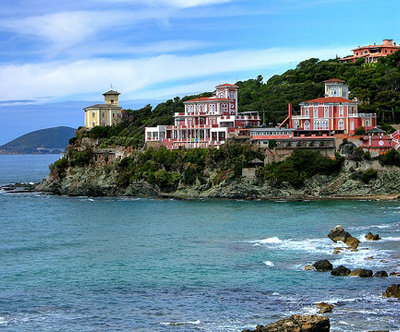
[292,115,310,120]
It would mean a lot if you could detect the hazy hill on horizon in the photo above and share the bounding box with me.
[0,126,76,154]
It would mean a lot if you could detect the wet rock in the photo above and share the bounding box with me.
[382,284,400,299]
[305,265,315,271]
[331,265,351,276]
[389,272,400,277]
[365,232,381,241]
[328,225,359,250]
[316,302,334,313]
[242,314,330,332]
[349,268,373,277]
[373,271,388,277]
[313,260,333,272]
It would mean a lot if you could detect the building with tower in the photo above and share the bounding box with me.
[84,89,122,129]
[145,83,260,149]
[288,79,376,134]
[339,39,400,63]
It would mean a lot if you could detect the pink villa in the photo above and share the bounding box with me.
[288,79,376,134]
[145,83,260,149]
[339,39,400,64]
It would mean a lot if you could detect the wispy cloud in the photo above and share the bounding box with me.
[0,46,350,102]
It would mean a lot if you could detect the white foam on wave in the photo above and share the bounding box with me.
[263,260,275,267]
[159,320,201,326]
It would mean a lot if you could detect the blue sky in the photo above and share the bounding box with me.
[0,0,399,145]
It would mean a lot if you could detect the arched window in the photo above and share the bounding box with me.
[304,107,309,117]
[338,119,344,130]
[305,120,310,130]
[365,120,370,127]
[324,107,329,118]
[314,108,318,118]
[229,92,235,100]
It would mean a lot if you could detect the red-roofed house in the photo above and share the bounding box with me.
[339,39,400,63]
[289,79,376,134]
[145,83,260,149]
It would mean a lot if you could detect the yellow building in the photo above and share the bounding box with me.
[84,90,122,129]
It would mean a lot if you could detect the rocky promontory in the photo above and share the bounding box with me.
[36,159,400,200]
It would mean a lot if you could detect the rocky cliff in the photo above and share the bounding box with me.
[37,159,400,200]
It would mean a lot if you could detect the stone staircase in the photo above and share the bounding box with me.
[320,173,349,195]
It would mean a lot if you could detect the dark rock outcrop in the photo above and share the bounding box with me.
[313,260,333,272]
[331,265,351,276]
[328,225,359,250]
[349,268,373,277]
[373,271,388,277]
[382,284,400,299]
[242,314,330,332]
[365,232,381,241]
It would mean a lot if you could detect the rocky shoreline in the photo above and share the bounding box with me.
[33,160,400,201]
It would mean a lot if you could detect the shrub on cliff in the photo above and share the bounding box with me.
[260,149,343,188]
[380,148,400,167]
[50,158,69,180]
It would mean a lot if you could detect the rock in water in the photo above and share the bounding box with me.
[365,232,381,241]
[382,284,400,299]
[316,302,334,313]
[373,271,388,277]
[313,260,333,272]
[242,314,330,332]
[331,265,351,276]
[349,268,373,277]
[327,225,359,249]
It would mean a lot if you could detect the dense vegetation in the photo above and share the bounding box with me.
[0,126,76,154]
[257,149,344,188]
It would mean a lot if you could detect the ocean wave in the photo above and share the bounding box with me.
[159,319,201,326]
[263,260,275,267]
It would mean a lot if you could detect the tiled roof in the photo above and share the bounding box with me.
[184,97,231,103]
[323,78,345,83]
[84,104,122,110]
[301,97,354,104]
[216,83,239,88]
[103,90,121,95]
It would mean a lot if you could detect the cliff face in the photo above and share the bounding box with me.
[37,160,400,200]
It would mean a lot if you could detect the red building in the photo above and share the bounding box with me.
[339,39,400,64]
[289,79,376,134]
[145,83,260,149]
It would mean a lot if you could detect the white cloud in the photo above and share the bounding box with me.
[94,0,233,8]
[0,46,350,103]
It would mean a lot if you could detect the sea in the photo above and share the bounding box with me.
[0,154,399,332]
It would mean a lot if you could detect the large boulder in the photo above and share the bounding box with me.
[382,284,400,299]
[349,268,373,277]
[242,314,330,332]
[328,225,360,249]
[373,271,388,277]
[331,265,351,276]
[365,232,381,241]
[313,260,333,272]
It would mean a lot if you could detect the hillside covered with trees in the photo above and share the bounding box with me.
[78,50,400,150]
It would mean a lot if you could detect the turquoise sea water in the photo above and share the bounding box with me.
[0,155,399,331]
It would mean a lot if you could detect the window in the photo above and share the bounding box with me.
[92,112,95,118]
[365,120,370,127]
[294,121,299,129]
[324,107,329,118]
[350,121,354,130]
[221,103,228,112]
[338,119,344,130]
[339,106,344,117]
[304,108,309,117]
[305,120,310,130]
[229,92,235,100]
[314,108,318,118]
[210,104,215,113]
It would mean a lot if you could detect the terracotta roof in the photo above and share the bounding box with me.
[84,104,122,110]
[103,90,120,96]
[184,97,231,103]
[301,97,354,104]
[323,78,345,83]
[216,83,239,88]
